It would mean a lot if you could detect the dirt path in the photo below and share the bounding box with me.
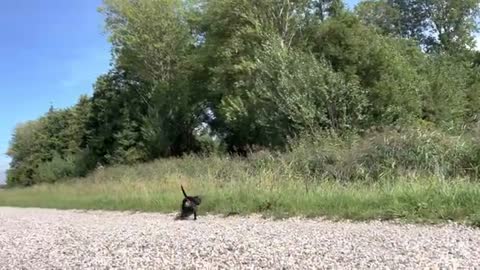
[0,207,479,269]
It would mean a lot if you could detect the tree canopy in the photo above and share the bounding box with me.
[6,0,480,186]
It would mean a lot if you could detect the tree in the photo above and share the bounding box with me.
[6,0,480,187]
[314,0,346,21]
[221,33,367,149]
[86,70,149,165]
[6,120,45,186]
[355,0,480,53]
[100,0,209,157]
[198,0,320,151]
[100,0,194,83]
[311,14,426,125]
[426,0,480,53]
[64,95,91,155]
[419,56,469,126]
[6,107,80,185]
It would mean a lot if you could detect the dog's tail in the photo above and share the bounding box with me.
[181,185,188,198]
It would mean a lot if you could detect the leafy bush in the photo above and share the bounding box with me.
[34,155,77,183]
[278,125,480,182]
[350,126,478,180]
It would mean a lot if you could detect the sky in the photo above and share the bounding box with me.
[0,0,477,184]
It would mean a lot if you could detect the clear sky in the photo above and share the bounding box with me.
[0,0,477,184]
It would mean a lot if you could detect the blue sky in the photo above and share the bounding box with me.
[0,0,477,184]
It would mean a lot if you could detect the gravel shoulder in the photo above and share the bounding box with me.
[1,207,479,269]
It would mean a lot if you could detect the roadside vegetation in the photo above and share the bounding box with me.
[3,125,480,226]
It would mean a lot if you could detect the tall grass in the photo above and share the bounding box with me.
[1,125,480,225]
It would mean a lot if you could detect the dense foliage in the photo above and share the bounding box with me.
[6,0,480,186]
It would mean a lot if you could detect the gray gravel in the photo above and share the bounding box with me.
[1,207,479,269]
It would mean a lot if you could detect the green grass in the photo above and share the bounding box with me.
[1,156,480,226]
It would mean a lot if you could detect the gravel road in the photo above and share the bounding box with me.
[0,207,479,269]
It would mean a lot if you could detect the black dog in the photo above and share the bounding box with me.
[175,185,202,220]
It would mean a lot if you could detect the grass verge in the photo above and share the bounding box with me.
[1,157,480,226]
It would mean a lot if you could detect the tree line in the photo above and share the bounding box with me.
[6,0,480,186]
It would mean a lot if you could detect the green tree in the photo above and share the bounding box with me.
[419,56,470,126]
[86,71,149,165]
[100,0,194,83]
[64,95,91,155]
[315,0,346,20]
[6,120,45,186]
[221,33,367,148]
[355,0,480,53]
[6,0,480,187]
[100,0,208,157]
[199,0,320,151]
[311,14,426,125]
[6,106,82,185]
[426,0,480,53]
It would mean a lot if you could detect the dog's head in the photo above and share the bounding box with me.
[190,196,202,205]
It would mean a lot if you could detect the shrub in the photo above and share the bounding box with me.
[350,126,478,180]
[34,155,77,183]
[279,125,480,182]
